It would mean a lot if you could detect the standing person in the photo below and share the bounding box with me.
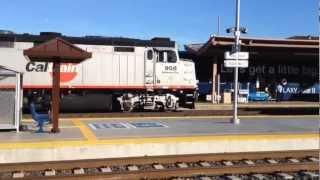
[269,78,277,100]
[281,78,287,86]
[281,78,290,100]
[276,79,284,101]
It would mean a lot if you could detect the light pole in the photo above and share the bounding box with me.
[226,0,247,124]
[233,0,241,124]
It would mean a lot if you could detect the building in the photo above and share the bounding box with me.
[184,35,319,102]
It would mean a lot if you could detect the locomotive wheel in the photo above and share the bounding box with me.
[173,102,179,112]
[122,101,133,112]
[166,96,172,108]
[158,104,165,112]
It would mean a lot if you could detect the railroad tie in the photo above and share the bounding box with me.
[266,159,278,164]
[199,161,211,167]
[301,171,319,179]
[244,159,255,165]
[199,176,212,180]
[44,169,56,176]
[222,160,234,166]
[276,173,294,180]
[12,171,24,179]
[176,162,188,168]
[251,174,267,180]
[73,168,85,175]
[153,163,165,170]
[288,158,300,163]
[127,165,139,171]
[100,166,112,173]
[225,175,242,180]
[308,157,319,162]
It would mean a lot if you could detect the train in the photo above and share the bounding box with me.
[0,31,197,112]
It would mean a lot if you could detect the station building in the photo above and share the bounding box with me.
[182,35,319,102]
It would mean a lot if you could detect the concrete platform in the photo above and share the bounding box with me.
[0,115,318,163]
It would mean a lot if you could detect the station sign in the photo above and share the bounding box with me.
[224,51,249,60]
[224,60,248,68]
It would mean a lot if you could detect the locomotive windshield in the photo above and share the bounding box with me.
[157,50,177,63]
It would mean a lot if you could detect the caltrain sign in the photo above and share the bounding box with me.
[26,62,79,83]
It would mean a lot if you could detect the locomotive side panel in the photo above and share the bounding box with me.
[119,54,128,85]
[133,48,145,86]
[0,42,196,90]
[127,55,136,85]
[101,53,114,84]
[13,44,147,88]
[81,46,102,85]
[181,59,197,87]
[0,42,31,75]
[78,45,145,88]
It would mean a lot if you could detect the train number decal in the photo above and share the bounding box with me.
[164,65,177,71]
[162,65,178,74]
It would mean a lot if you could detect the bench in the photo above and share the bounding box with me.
[30,103,50,133]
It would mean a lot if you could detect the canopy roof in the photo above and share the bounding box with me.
[23,37,92,63]
[186,35,319,56]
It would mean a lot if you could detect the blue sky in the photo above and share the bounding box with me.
[0,0,318,46]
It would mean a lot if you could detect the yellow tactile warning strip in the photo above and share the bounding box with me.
[72,119,97,141]
[0,132,317,150]
[21,115,318,122]
[77,115,317,121]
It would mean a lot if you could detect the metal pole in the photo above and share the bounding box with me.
[232,0,241,124]
[217,16,220,35]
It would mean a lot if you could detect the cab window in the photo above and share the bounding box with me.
[157,50,177,63]
[167,51,177,63]
[158,51,165,62]
[147,50,153,60]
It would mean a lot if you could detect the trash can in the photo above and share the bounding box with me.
[223,92,231,104]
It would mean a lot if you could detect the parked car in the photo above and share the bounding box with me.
[248,91,270,101]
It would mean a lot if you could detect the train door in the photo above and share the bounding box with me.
[144,48,155,87]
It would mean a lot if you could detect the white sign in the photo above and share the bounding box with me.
[239,89,249,94]
[224,51,249,60]
[224,60,248,68]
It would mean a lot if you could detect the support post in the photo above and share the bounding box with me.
[51,62,61,133]
[217,73,221,103]
[232,0,241,124]
[212,61,217,103]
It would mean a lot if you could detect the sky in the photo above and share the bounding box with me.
[0,0,318,47]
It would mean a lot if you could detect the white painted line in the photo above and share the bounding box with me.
[88,123,97,130]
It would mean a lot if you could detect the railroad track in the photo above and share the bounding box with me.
[0,150,318,179]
